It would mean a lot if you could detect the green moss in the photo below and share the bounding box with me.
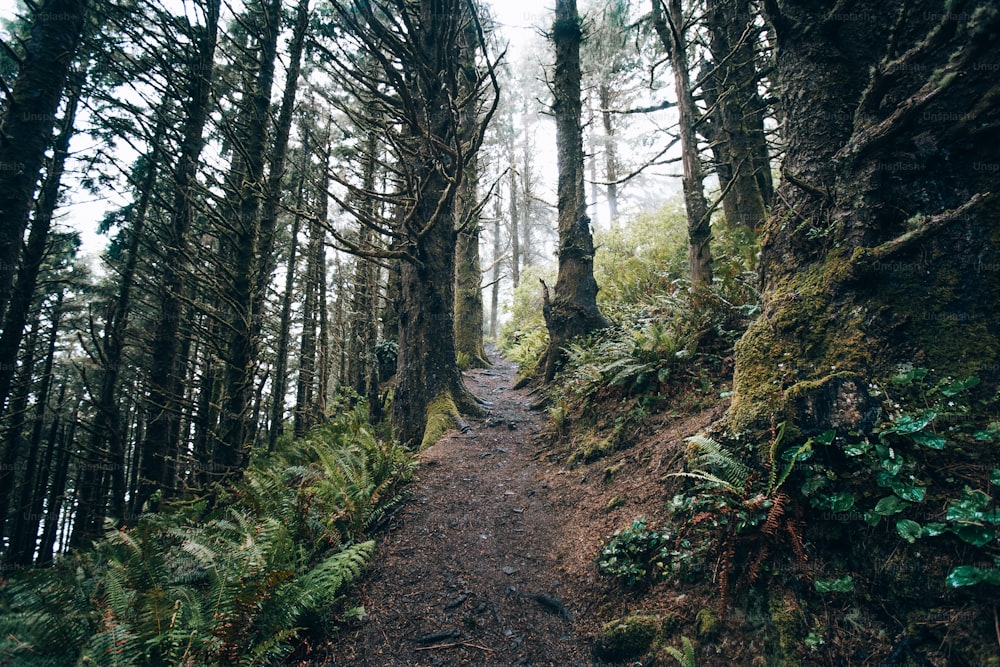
[605,495,626,511]
[730,252,869,433]
[420,392,459,450]
[603,461,625,482]
[594,614,662,661]
[695,607,719,639]
[568,433,618,464]
[768,590,803,667]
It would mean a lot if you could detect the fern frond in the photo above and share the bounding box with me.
[665,635,697,667]
[296,540,376,617]
[666,471,743,495]
[684,435,752,492]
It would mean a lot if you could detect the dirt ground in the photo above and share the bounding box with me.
[303,350,719,667]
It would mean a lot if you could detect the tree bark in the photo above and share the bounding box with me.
[541,0,609,382]
[652,0,713,287]
[6,293,62,565]
[704,0,770,251]
[216,0,282,476]
[730,0,1000,434]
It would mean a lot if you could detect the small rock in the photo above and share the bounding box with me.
[502,566,517,575]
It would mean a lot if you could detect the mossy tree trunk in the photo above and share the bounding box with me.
[542,0,610,382]
[326,0,498,448]
[729,1,1000,435]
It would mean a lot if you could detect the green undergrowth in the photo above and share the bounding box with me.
[500,201,759,463]
[595,367,1000,664]
[0,404,416,666]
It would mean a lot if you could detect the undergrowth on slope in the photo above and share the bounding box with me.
[500,201,759,463]
[0,404,415,666]
[595,368,1000,665]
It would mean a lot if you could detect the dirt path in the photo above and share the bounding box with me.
[317,352,601,666]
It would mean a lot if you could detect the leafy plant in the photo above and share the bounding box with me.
[664,635,697,667]
[667,425,811,599]
[0,407,412,666]
[596,517,670,587]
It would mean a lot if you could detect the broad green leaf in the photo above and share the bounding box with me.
[880,455,904,477]
[950,524,995,547]
[863,511,881,526]
[826,492,856,513]
[814,430,837,446]
[939,376,979,397]
[921,522,948,537]
[991,469,1000,486]
[874,496,911,516]
[896,519,923,543]
[911,432,946,450]
[946,565,983,588]
[943,564,1000,588]
[842,441,869,457]
[890,481,926,503]
[946,488,991,522]
[815,576,854,593]
[882,411,937,437]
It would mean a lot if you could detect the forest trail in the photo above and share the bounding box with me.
[316,350,603,666]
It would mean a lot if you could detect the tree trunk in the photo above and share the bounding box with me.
[267,154,306,451]
[652,0,713,287]
[0,0,89,315]
[216,0,282,476]
[489,197,503,339]
[346,130,381,397]
[0,72,81,422]
[36,391,72,565]
[541,0,609,382]
[294,202,324,439]
[730,0,1000,433]
[704,0,770,253]
[137,0,220,511]
[598,83,620,223]
[6,294,62,565]
[508,161,521,288]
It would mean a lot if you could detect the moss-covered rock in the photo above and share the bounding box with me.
[593,614,661,661]
[695,607,719,640]
[767,589,804,667]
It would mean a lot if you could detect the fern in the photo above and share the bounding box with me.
[681,434,753,493]
[665,636,697,667]
[296,540,376,617]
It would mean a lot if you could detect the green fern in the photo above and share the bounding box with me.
[664,636,697,667]
[679,434,753,493]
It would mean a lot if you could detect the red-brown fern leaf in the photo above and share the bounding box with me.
[786,519,808,562]
[763,492,789,537]
[747,542,771,584]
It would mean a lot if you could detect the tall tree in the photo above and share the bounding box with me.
[0,0,89,316]
[214,0,283,477]
[454,8,491,369]
[320,0,499,448]
[135,0,221,512]
[730,1,1000,432]
[703,0,771,251]
[651,0,713,287]
[540,0,609,382]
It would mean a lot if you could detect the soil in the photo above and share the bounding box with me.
[306,350,720,666]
